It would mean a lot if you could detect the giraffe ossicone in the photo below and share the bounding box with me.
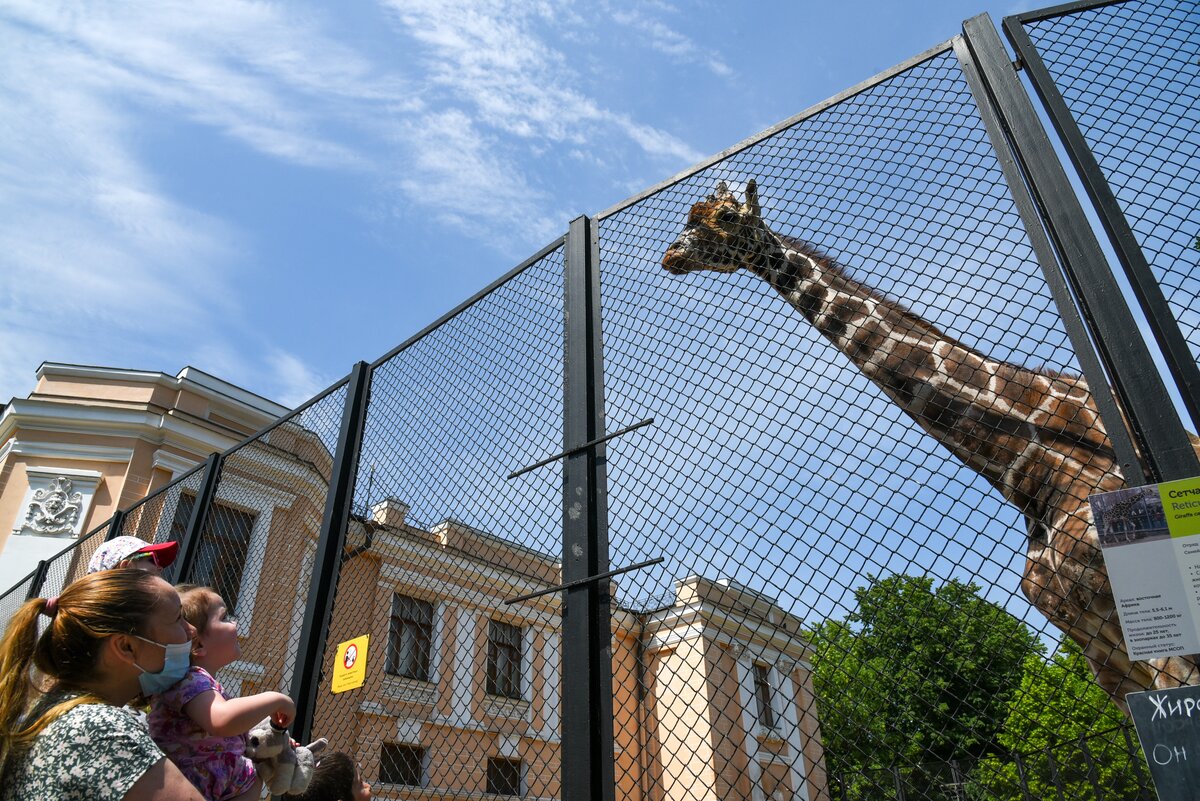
[662,178,1200,712]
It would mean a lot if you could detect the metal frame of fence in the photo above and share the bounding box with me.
[4,2,1196,799]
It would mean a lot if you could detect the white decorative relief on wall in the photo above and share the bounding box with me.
[14,467,103,538]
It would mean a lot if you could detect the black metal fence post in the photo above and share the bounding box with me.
[561,214,616,801]
[1079,736,1105,801]
[1046,746,1066,801]
[105,509,127,541]
[24,559,50,601]
[1003,13,1200,435]
[172,452,223,583]
[891,765,907,801]
[290,361,372,745]
[1123,725,1153,798]
[962,14,1200,484]
[953,32,1142,481]
[1013,752,1034,801]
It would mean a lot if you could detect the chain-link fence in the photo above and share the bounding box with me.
[1017,0,1200,361]
[177,380,350,710]
[307,245,568,797]
[1006,0,1200,436]
[4,2,1196,799]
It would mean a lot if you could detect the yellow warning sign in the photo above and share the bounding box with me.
[331,634,369,694]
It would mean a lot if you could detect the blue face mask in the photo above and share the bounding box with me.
[132,634,192,695]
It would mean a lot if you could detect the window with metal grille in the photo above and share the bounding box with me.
[753,663,776,730]
[170,492,255,613]
[386,594,433,680]
[486,757,522,797]
[379,743,425,786]
[486,620,522,699]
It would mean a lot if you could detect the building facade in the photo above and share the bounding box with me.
[0,362,288,592]
[307,505,830,801]
[0,364,829,801]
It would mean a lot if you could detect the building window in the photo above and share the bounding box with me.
[171,493,255,613]
[753,663,776,730]
[380,743,425,786]
[387,594,434,680]
[486,757,522,796]
[487,620,523,699]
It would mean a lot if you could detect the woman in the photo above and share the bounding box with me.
[0,569,211,800]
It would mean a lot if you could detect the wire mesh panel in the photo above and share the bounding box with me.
[310,249,567,800]
[0,466,202,629]
[33,520,118,605]
[178,380,348,713]
[0,570,38,627]
[1017,0,1200,366]
[0,516,112,626]
[110,462,209,562]
[596,43,1147,801]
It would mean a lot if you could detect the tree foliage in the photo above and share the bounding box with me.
[967,635,1150,801]
[809,575,1042,798]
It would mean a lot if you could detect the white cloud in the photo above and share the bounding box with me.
[0,0,712,401]
[385,0,699,160]
[266,350,333,408]
[609,8,732,78]
[0,0,405,402]
[2,1,401,168]
[395,109,560,247]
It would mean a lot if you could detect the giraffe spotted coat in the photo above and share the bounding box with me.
[662,179,1200,712]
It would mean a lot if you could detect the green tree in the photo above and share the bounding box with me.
[967,636,1148,801]
[810,575,1042,799]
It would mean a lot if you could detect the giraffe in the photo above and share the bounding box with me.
[1096,487,1161,545]
[661,178,1200,712]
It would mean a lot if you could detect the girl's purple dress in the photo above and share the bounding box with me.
[148,666,257,800]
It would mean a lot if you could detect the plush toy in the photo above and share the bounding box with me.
[245,717,328,796]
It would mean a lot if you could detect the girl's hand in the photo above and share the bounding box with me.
[271,695,296,729]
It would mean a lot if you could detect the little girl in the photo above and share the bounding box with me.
[147,584,296,801]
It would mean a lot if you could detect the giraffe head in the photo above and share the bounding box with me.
[662,179,769,275]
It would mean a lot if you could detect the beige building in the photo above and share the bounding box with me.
[307,503,829,801]
[0,362,288,593]
[0,364,829,801]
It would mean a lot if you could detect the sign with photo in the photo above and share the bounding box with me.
[1090,476,1200,661]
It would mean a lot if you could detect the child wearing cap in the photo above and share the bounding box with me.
[88,535,179,575]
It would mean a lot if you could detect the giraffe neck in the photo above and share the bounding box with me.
[742,227,1116,519]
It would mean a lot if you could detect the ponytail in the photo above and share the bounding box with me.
[0,570,162,779]
[0,598,51,772]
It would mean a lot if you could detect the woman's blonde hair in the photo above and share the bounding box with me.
[0,569,164,778]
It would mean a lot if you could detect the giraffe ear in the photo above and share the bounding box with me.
[745,179,761,218]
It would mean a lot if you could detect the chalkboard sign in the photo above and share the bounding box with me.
[1129,685,1200,800]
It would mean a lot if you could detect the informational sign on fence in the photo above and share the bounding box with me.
[1128,684,1200,799]
[331,634,369,694]
[1090,476,1200,661]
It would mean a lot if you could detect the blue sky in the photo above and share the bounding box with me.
[0,0,1031,407]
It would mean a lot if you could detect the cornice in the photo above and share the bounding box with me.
[0,438,135,465]
[640,601,813,662]
[174,366,289,418]
[34,363,288,428]
[0,398,241,456]
[151,449,200,476]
